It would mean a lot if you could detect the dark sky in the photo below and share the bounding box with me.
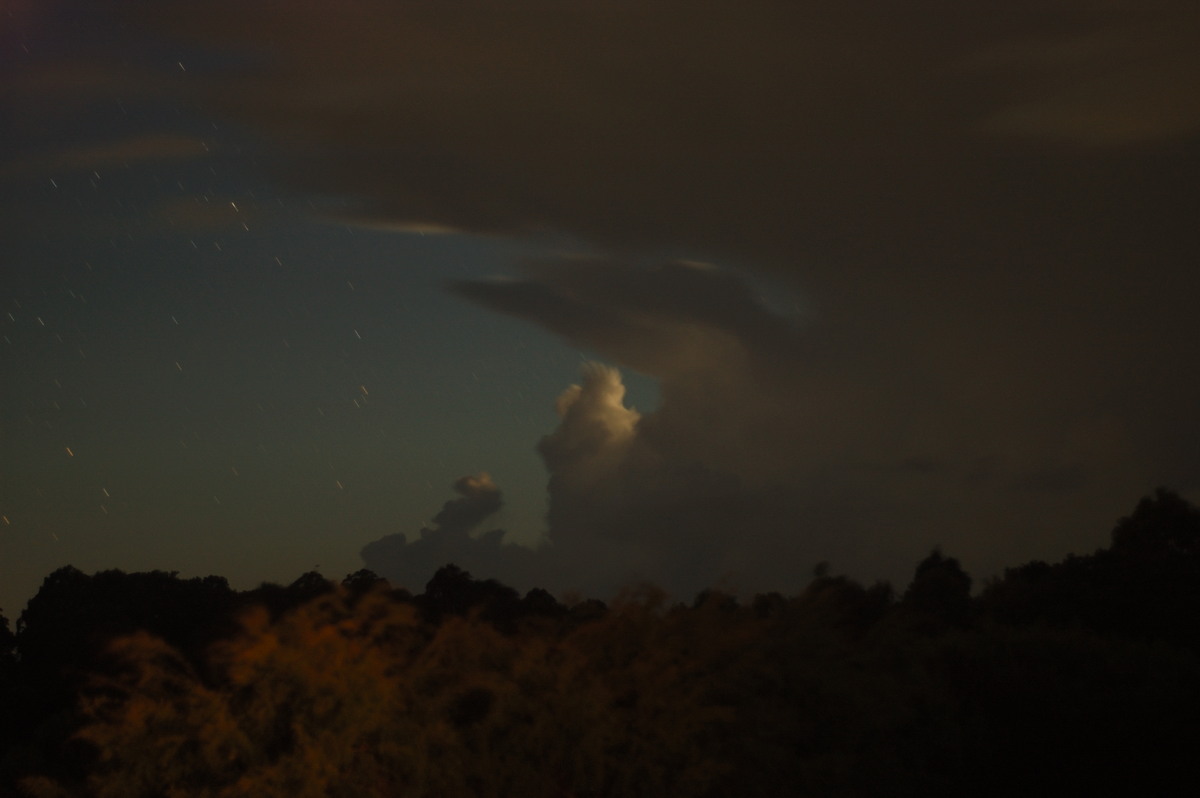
[3,0,1199,612]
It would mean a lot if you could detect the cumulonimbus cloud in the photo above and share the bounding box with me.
[448,257,1195,595]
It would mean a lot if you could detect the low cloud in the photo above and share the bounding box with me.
[361,473,539,593]
[429,473,504,536]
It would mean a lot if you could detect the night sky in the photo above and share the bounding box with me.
[3,0,1199,615]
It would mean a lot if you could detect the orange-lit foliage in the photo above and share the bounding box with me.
[43,585,747,798]
[64,590,426,798]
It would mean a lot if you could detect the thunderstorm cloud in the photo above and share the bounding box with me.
[16,0,1195,596]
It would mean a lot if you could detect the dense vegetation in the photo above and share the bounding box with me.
[2,489,1199,796]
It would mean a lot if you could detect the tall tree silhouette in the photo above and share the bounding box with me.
[901,549,972,629]
[1110,487,1200,556]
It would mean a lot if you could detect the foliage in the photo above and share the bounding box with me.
[4,490,1200,796]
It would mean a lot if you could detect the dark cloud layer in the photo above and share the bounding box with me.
[16,2,1200,319]
[72,0,1198,407]
[89,0,1198,273]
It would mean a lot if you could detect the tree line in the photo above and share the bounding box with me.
[2,489,1199,796]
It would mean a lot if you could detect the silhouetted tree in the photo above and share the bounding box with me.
[419,564,520,628]
[0,612,14,667]
[243,571,336,619]
[17,568,237,703]
[421,564,476,621]
[9,567,239,793]
[797,574,894,633]
[287,570,336,603]
[691,589,739,612]
[341,568,388,599]
[981,490,1200,650]
[902,549,972,629]
[750,591,786,619]
[1111,488,1200,555]
[568,598,608,625]
[519,587,563,617]
[0,610,19,754]
[516,588,567,632]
